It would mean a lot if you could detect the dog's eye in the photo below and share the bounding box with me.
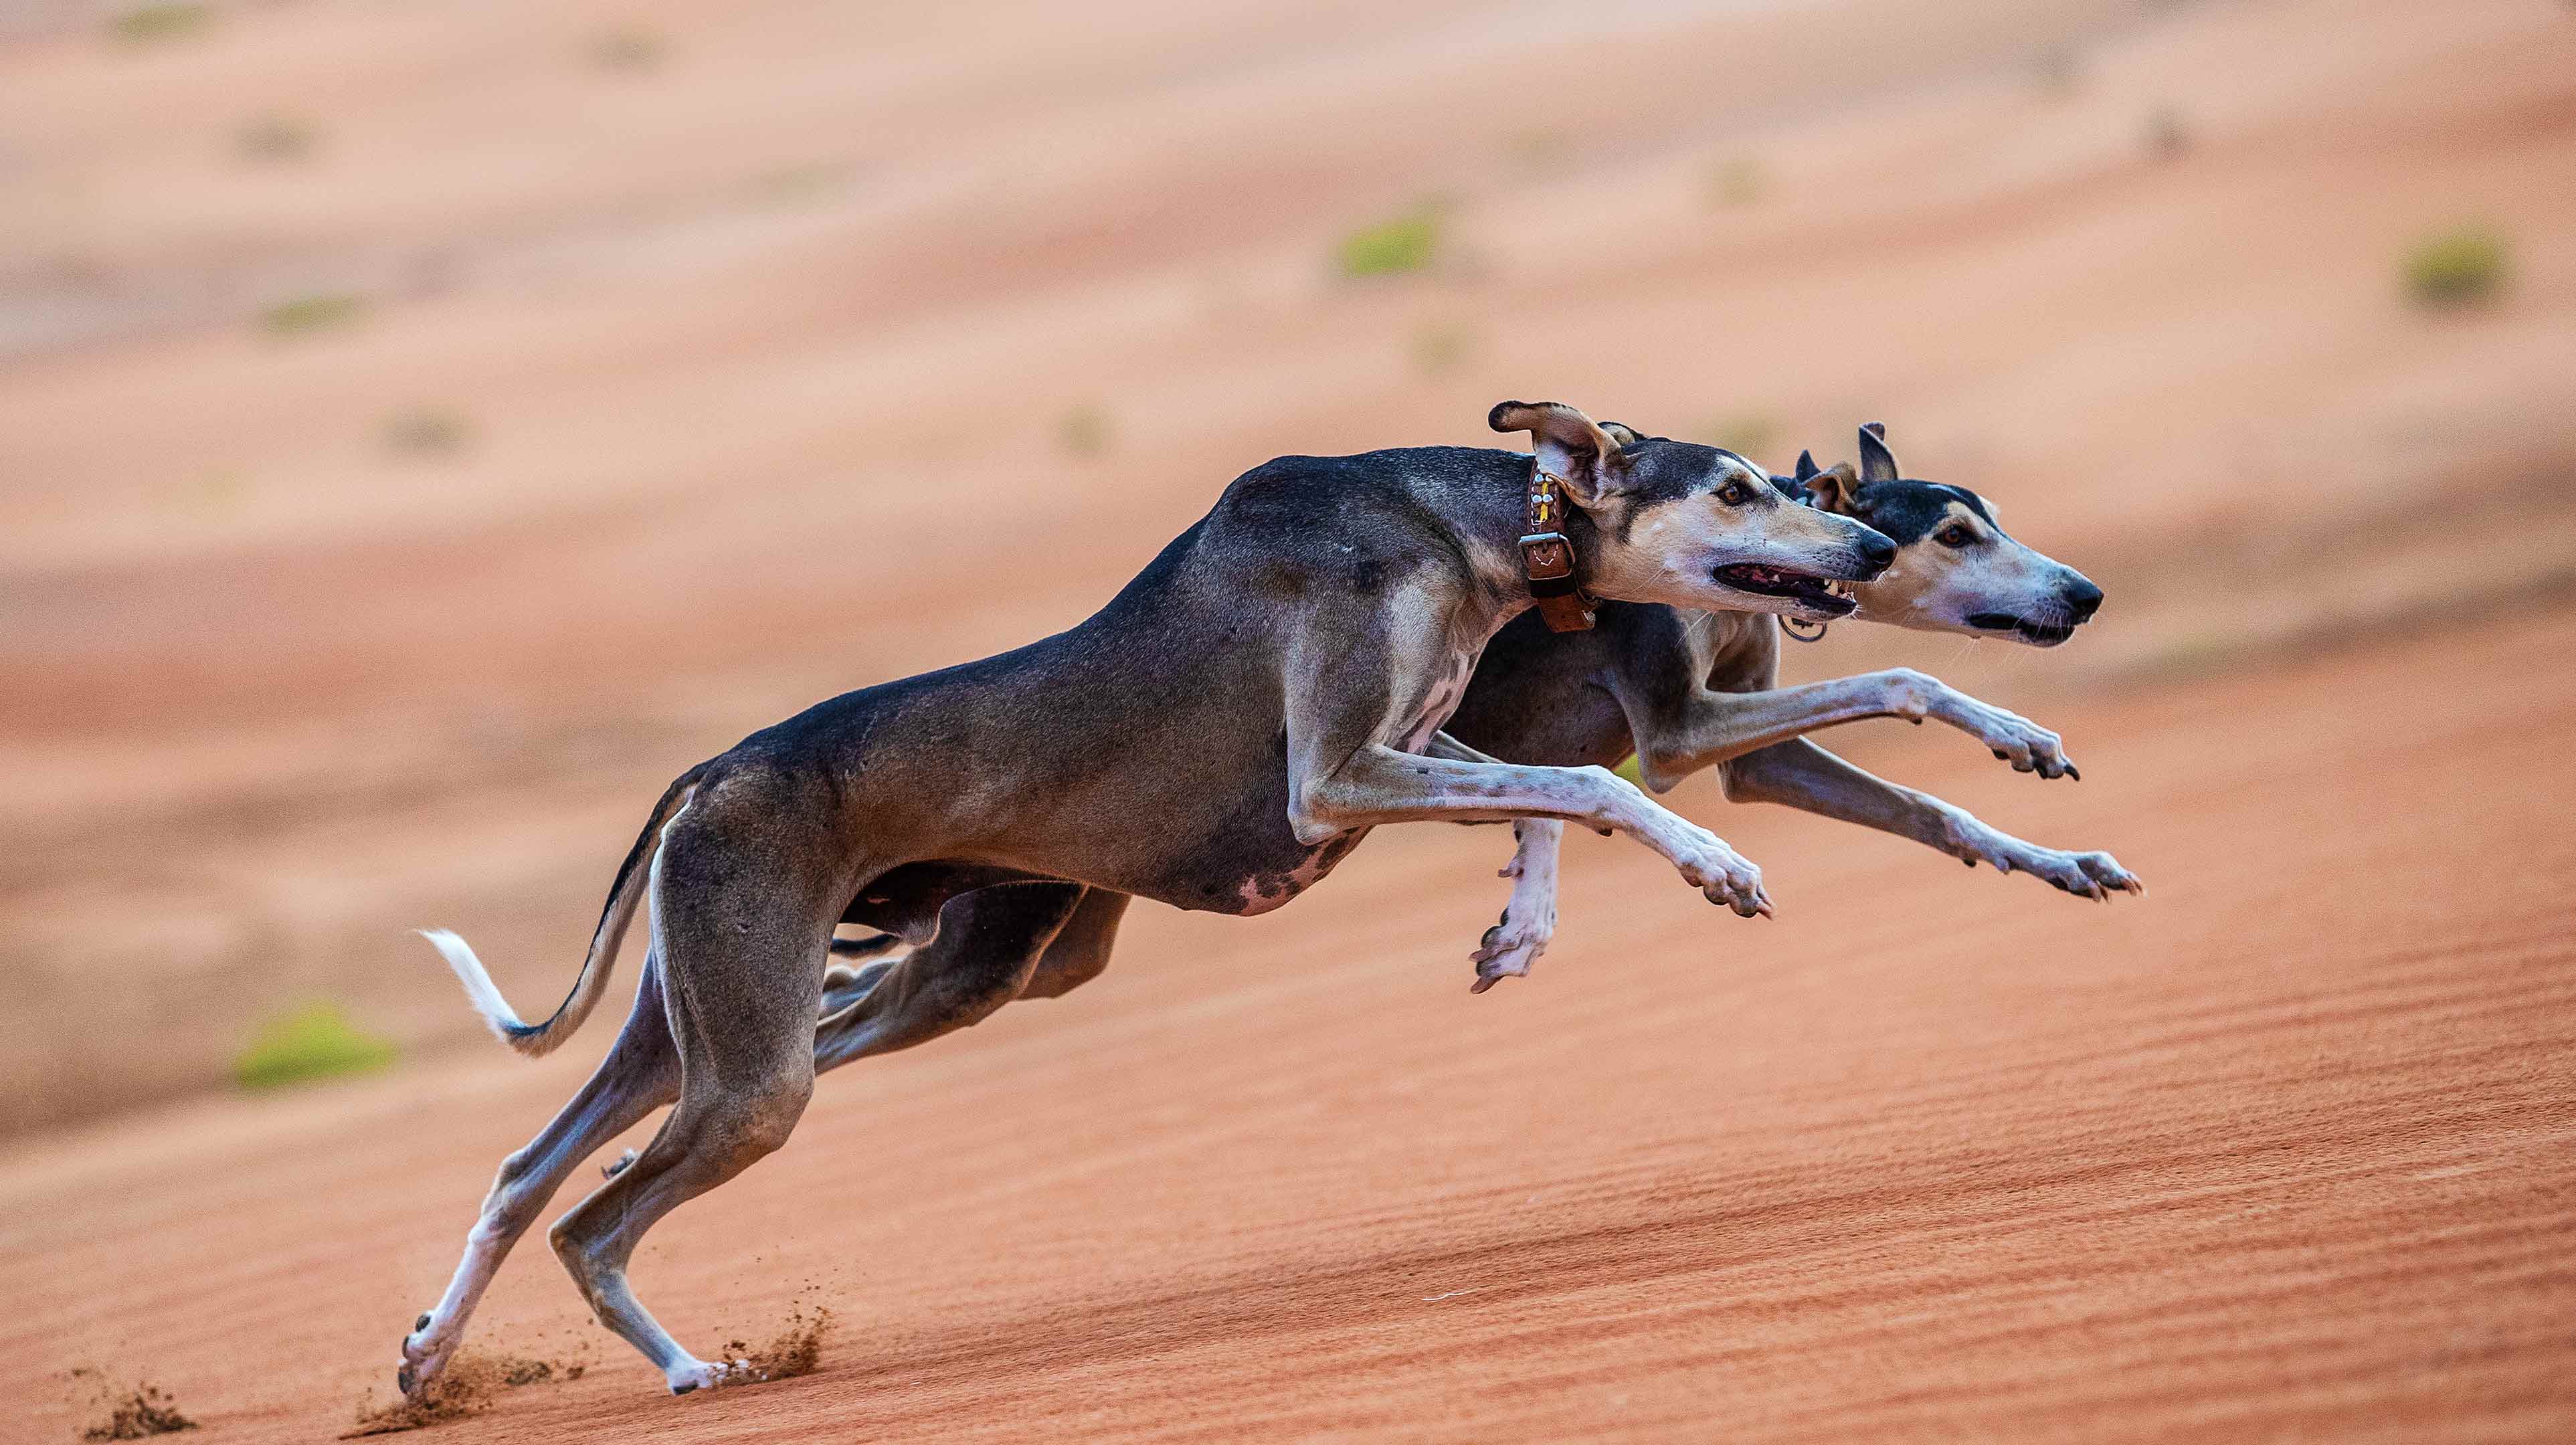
[1937,523,1976,547]
[1718,482,1750,506]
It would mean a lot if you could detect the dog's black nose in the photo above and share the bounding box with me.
[1857,530,1898,577]
[2065,575,2104,621]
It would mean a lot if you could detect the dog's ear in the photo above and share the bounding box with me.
[1857,422,1900,484]
[1805,461,1861,514]
[1489,401,1633,506]
[1598,421,1648,449]
[1793,450,1820,483]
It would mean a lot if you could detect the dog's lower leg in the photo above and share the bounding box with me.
[1471,820,1561,991]
[400,953,680,1398]
[1628,670,2076,791]
[549,1060,814,1393]
[1291,739,1770,916]
[1722,739,2140,898]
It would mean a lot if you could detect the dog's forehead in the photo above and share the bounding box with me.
[1626,438,1762,502]
[1859,480,2007,545]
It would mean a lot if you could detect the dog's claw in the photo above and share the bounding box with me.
[397,1364,415,1395]
[416,1313,432,1332]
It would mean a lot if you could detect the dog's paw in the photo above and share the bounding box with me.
[1671,827,1770,918]
[1470,906,1554,993]
[399,1311,454,1402]
[1953,698,2075,780]
[2038,849,2142,900]
[1961,830,2142,901]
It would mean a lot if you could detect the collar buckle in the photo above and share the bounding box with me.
[1522,468,1597,632]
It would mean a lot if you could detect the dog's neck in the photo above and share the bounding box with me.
[1442,454,1604,640]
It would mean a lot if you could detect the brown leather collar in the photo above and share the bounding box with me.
[1520,466,1598,632]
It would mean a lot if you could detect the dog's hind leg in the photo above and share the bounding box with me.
[814,883,1087,1073]
[399,951,681,1399]
[1016,887,1127,1000]
[545,800,846,1393]
[814,885,1119,1038]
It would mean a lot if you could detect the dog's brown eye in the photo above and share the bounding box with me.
[1719,482,1750,506]
[1937,524,1976,547]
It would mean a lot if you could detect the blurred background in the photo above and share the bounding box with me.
[2,0,2570,1143]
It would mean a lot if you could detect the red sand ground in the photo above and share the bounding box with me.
[6,609,2571,1442]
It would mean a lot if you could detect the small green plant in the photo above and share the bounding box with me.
[234,1001,397,1090]
[1709,157,1764,209]
[2403,226,2508,308]
[260,292,365,337]
[1058,405,1112,458]
[1336,207,1441,279]
[2144,107,2191,161]
[749,161,851,207]
[236,113,318,163]
[588,24,666,71]
[383,408,472,457]
[1614,753,1645,786]
[1410,320,1475,375]
[109,2,209,44]
[2031,45,2082,98]
[1701,412,1778,461]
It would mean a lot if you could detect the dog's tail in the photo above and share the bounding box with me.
[419,767,703,1060]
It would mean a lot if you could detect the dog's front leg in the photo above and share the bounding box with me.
[1722,739,2142,900]
[1290,743,1770,917]
[1629,670,2076,791]
[1421,733,1563,990]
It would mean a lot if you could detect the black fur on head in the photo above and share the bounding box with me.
[1828,423,2005,544]
[1577,422,1774,510]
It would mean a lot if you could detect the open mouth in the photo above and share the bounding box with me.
[1715,563,1857,617]
[1967,612,2078,647]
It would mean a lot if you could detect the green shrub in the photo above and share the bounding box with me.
[589,25,665,71]
[383,408,472,457]
[2403,227,2508,308]
[109,3,209,44]
[1410,320,1475,375]
[1614,753,1645,785]
[1058,405,1111,458]
[1708,157,1764,208]
[260,292,365,337]
[234,1001,397,1090]
[1337,207,1441,278]
[236,114,318,163]
[1701,412,1778,461]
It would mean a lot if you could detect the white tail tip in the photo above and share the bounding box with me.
[417,927,535,1048]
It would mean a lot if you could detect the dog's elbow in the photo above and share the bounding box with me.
[1716,757,1766,805]
[1286,781,1352,845]
[1630,745,1691,796]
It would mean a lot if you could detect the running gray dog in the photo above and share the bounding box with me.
[399,403,2080,1399]
[814,420,2138,1017]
